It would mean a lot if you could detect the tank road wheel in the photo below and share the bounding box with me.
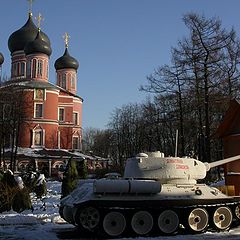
[79,207,100,230]
[213,206,232,230]
[131,211,153,235]
[235,205,240,220]
[188,208,208,232]
[103,212,126,237]
[158,210,179,234]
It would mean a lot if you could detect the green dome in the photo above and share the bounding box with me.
[54,48,79,70]
[8,14,50,54]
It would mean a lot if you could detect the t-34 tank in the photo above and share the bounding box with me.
[59,152,240,238]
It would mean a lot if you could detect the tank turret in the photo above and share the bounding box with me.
[124,151,240,184]
[59,151,240,238]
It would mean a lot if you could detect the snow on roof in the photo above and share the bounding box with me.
[4,147,108,161]
[70,150,95,160]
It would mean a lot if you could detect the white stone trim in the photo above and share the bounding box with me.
[57,130,61,149]
[73,98,83,103]
[46,90,60,95]
[58,95,74,99]
[27,119,59,125]
[58,103,73,107]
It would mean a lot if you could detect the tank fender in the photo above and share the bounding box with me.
[93,179,161,194]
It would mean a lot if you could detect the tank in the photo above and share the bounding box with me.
[59,152,240,238]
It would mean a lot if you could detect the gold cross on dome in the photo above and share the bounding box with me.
[35,13,44,29]
[27,0,34,14]
[63,32,70,48]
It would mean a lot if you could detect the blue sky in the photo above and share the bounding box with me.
[1,0,240,130]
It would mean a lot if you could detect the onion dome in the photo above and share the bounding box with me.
[54,48,79,70]
[24,30,52,56]
[0,52,4,65]
[8,14,50,54]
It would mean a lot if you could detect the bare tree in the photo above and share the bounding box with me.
[141,13,240,161]
[108,103,145,166]
[140,57,188,156]
[0,87,27,171]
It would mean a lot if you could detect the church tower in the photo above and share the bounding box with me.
[8,7,50,81]
[24,13,52,82]
[54,33,79,95]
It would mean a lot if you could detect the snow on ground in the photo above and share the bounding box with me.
[0,181,240,239]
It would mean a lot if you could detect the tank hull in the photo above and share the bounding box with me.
[59,181,240,238]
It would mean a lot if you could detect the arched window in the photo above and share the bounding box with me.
[20,62,25,76]
[34,130,43,146]
[71,74,75,89]
[32,59,37,78]
[58,74,61,86]
[61,74,67,89]
[32,125,45,147]
[27,60,31,77]
[13,63,17,77]
[37,60,43,77]
[17,63,21,76]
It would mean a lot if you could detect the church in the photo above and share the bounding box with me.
[0,6,93,175]
[0,10,83,150]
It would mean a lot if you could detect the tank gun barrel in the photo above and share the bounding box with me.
[204,155,240,171]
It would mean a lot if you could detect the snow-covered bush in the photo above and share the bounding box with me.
[34,173,47,198]
[0,170,32,213]
[21,171,47,198]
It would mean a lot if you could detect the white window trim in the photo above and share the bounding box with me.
[72,135,80,150]
[73,111,79,125]
[34,102,44,118]
[58,107,65,122]
[31,127,45,148]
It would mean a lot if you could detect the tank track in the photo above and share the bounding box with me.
[71,197,240,238]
